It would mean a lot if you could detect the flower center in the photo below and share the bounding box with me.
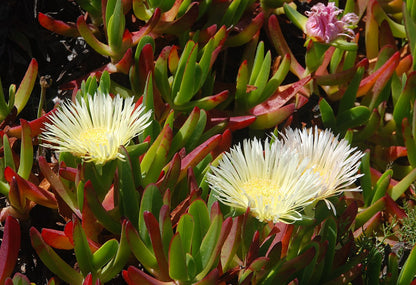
[242,177,275,201]
[79,127,111,146]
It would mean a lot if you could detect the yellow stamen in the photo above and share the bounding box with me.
[242,177,275,201]
[79,127,110,146]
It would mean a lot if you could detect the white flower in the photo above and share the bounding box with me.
[40,93,152,164]
[305,2,359,43]
[279,127,364,209]
[206,137,324,224]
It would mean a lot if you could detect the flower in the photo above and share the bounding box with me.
[206,137,324,224]
[279,127,364,209]
[305,2,359,43]
[40,93,152,164]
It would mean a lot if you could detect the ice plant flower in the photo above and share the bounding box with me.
[280,127,363,210]
[305,2,359,43]
[206,137,324,224]
[40,93,152,164]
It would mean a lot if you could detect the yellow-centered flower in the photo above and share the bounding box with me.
[207,137,324,224]
[40,93,152,164]
[279,127,363,208]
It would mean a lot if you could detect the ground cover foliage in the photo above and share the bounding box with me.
[2,0,416,284]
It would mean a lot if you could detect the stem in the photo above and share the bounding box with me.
[37,75,52,119]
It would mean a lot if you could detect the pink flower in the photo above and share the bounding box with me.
[305,2,359,43]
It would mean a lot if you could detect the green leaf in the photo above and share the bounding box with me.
[169,233,188,281]
[105,0,117,26]
[107,0,125,53]
[185,109,207,151]
[338,65,365,114]
[39,156,78,214]
[397,243,416,285]
[132,0,153,21]
[235,60,249,110]
[125,220,158,272]
[73,218,95,277]
[98,71,111,94]
[177,214,194,254]
[404,119,416,168]
[305,41,330,72]
[117,146,140,227]
[174,44,199,105]
[14,59,37,114]
[0,78,11,121]
[168,107,200,157]
[142,126,173,185]
[171,41,195,101]
[83,159,117,201]
[159,205,173,258]
[141,73,156,140]
[17,120,33,180]
[321,218,337,282]
[30,228,83,284]
[84,181,121,234]
[189,200,210,258]
[195,38,215,92]
[155,47,172,103]
[141,125,171,176]
[249,42,265,85]
[247,51,272,108]
[360,152,373,207]
[126,142,149,189]
[299,242,320,283]
[353,110,380,142]
[393,72,416,128]
[92,239,118,270]
[138,184,163,245]
[329,48,344,73]
[135,36,155,63]
[77,16,113,58]
[389,166,416,201]
[195,215,222,279]
[283,3,307,30]
[404,1,416,70]
[319,98,336,129]
[336,106,371,132]
[3,134,15,171]
[258,53,291,104]
[371,169,393,204]
[99,221,131,282]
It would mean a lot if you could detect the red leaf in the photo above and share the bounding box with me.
[0,216,21,284]
[246,231,260,265]
[249,76,311,129]
[179,134,221,181]
[143,211,170,281]
[0,216,20,284]
[131,8,161,45]
[211,128,232,158]
[194,268,219,285]
[250,76,311,116]
[357,51,400,97]
[228,116,256,131]
[41,228,73,250]
[384,195,407,219]
[6,105,57,139]
[38,13,79,37]
[122,266,172,285]
[208,115,256,131]
[4,167,57,209]
[114,48,133,74]
[58,163,78,182]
